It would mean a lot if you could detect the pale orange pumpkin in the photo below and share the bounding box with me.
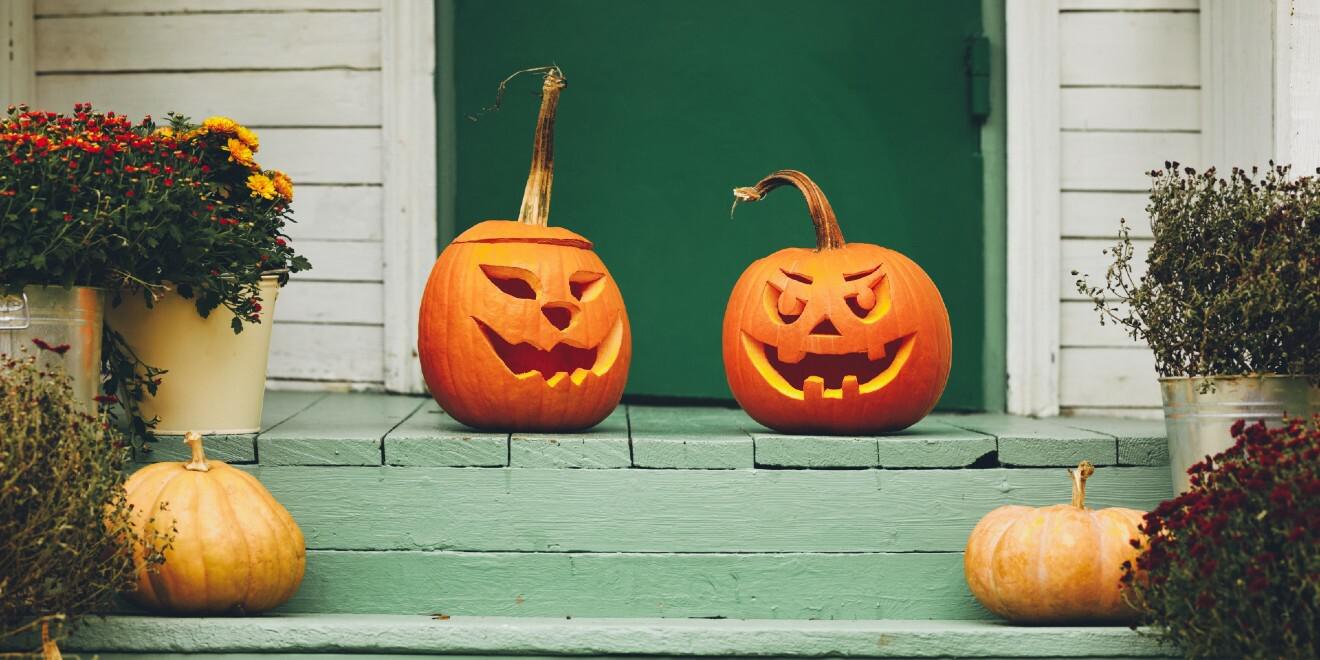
[418,67,631,431]
[123,432,305,614]
[722,170,952,434]
[964,461,1146,623]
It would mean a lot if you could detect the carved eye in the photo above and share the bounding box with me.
[846,273,891,322]
[569,271,606,302]
[844,264,881,282]
[763,282,805,324]
[781,268,813,284]
[480,264,538,300]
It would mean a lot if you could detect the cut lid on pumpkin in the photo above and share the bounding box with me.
[452,220,593,249]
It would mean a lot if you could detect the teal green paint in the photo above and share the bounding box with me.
[629,405,754,469]
[385,401,509,466]
[252,465,1171,552]
[510,407,630,468]
[875,419,997,468]
[258,394,424,466]
[37,615,1174,658]
[135,391,324,463]
[436,0,456,247]
[980,0,1008,412]
[276,550,985,620]
[1118,436,1171,466]
[1060,416,1169,466]
[451,0,987,408]
[138,433,254,463]
[754,435,879,468]
[632,436,752,469]
[937,413,1118,466]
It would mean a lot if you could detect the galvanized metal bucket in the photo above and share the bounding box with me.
[0,286,106,410]
[1160,375,1320,493]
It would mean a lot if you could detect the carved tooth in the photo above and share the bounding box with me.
[571,368,590,385]
[868,341,888,362]
[777,344,806,364]
[803,376,825,401]
[842,374,860,398]
[515,371,540,381]
[546,371,568,387]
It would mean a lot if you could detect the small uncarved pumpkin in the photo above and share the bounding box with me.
[964,461,1146,623]
[418,67,631,431]
[123,432,305,614]
[722,170,952,434]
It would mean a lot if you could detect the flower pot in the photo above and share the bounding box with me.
[0,286,105,411]
[106,275,281,434]
[1159,375,1319,493]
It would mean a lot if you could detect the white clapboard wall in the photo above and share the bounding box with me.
[33,0,387,389]
[1057,0,1201,417]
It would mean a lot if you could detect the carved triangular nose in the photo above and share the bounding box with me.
[809,318,841,336]
[541,302,577,331]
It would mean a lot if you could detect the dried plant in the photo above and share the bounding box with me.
[1075,164,1320,380]
[0,352,172,653]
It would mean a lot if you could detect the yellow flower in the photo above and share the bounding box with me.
[271,170,293,202]
[201,116,239,134]
[246,173,277,200]
[234,124,259,151]
[153,126,174,138]
[225,138,257,168]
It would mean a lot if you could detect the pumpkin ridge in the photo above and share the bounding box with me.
[227,466,304,609]
[214,468,260,611]
[140,466,191,610]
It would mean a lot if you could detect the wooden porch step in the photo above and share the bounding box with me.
[34,615,1176,658]
[123,393,1172,621]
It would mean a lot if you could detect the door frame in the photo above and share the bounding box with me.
[381,0,439,393]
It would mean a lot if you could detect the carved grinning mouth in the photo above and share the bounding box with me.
[740,332,916,400]
[475,317,624,387]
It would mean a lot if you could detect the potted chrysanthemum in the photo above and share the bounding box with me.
[104,113,310,438]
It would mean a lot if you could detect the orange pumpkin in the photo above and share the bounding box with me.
[418,67,631,431]
[123,433,305,614]
[964,461,1147,623]
[722,170,952,434]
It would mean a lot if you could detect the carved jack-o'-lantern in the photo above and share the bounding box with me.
[722,170,951,434]
[418,68,631,431]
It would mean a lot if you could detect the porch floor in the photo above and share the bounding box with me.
[138,391,1170,470]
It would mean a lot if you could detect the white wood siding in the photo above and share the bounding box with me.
[1057,1,1201,415]
[33,0,387,389]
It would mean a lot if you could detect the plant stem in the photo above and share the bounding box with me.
[517,67,566,227]
[732,169,846,250]
[1069,460,1095,509]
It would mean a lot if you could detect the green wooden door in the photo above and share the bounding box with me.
[448,0,988,409]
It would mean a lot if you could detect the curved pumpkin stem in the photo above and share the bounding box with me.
[184,431,210,473]
[1069,460,1095,509]
[732,169,846,250]
[517,66,566,227]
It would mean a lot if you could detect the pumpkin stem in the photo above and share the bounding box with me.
[184,431,210,472]
[731,169,846,250]
[1069,460,1095,509]
[516,66,566,227]
[40,620,62,660]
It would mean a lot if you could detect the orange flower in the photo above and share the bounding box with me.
[271,170,293,202]
[225,138,257,168]
[246,173,276,200]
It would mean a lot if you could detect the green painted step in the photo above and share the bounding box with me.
[12,615,1176,658]
[122,392,1173,621]
[136,392,1171,470]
